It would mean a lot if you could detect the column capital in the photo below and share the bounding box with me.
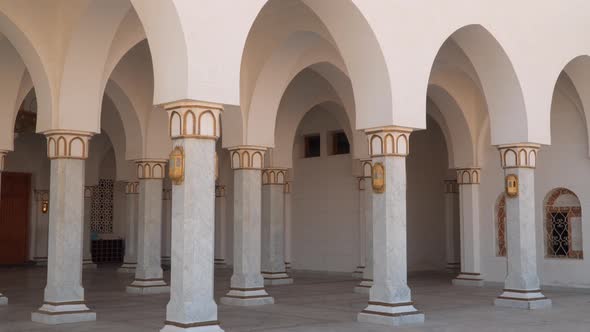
[284,181,292,194]
[162,188,172,201]
[443,179,459,193]
[34,189,50,202]
[84,186,95,198]
[365,126,413,157]
[357,177,366,191]
[262,168,287,185]
[135,159,167,179]
[0,150,9,171]
[45,130,93,160]
[125,182,139,194]
[227,146,266,170]
[215,185,226,197]
[497,144,540,169]
[360,159,372,178]
[456,168,481,185]
[164,100,223,140]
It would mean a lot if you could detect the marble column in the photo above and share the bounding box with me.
[220,146,274,306]
[261,168,292,285]
[33,190,49,266]
[119,182,139,273]
[215,185,227,267]
[284,181,292,270]
[452,168,484,286]
[126,160,169,295]
[353,176,366,278]
[160,101,224,332]
[355,159,373,294]
[357,128,424,327]
[494,144,551,309]
[0,151,7,305]
[444,180,460,271]
[32,131,96,324]
[82,186,97,269]
[161,188,172,267]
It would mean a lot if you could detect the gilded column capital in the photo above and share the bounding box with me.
[125,182,139,195]
[164,100,223,140]
[262,168,287,185]
[45,130,93,160]
[497,144,540,169]
[365,126,413,158]
[135,159,167,180]
[443,179,459,193]
[84,186,96,198]
[215,185,226,197]
[456,168,481,185]
[227,146,266,170]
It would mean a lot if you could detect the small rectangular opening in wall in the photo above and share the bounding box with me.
[304,134,321,158]
[330,131,350,155]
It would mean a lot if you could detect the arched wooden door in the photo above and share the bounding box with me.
[0,172,31,264]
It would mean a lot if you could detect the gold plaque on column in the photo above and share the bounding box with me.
[169,146,185,185]
[505,174,518,197]
[372,163,385,193]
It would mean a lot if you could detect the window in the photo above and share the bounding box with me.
[496,194,507,257]
[304,134,321,158]
[330,131,350,155]
[544,188,583,259]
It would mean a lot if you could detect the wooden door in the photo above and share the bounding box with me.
[0,172,31,264]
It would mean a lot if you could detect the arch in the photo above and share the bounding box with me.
[104,80,143,161]
[543,188,583,259]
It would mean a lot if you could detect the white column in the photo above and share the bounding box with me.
[119,182,139,273]
[284,181,292,270]
[161,102,224,332]
[444,180,460,271]
[82,186,97,269]
[261,168,292,285]
[126,160,169,295]
[161,188,172,267]
[452,169,484,286]
[32,131,96,324]
[0,151,7,305]
[495,144,551,309]
[355,159,373,294]
[33,190,49,266]
[214,185,227,267]
[353,176,366,278]
[357,128,424,327]
[221,146,274,306]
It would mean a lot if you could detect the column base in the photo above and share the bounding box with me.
[162,257,171,267]
[31,302,96,325]
[161,320,224,332]
[452,273,484,287]
[262,272,293,285]
[354,279,373,294]
[34,257,48,266]
[446,262,460,272]
[118,262,137,273]
[494,289,552,310]
[357,301,424,327]
[214,259,226,267]
[0,294,7,305]
[126,278,170,295]
[352,266,365,278]
[285,262,291,270]
[220,288,274,306]
[82,260,97,269]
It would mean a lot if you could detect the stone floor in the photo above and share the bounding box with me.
[1,265,590,331]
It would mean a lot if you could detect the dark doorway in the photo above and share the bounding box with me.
[0,172,31,264]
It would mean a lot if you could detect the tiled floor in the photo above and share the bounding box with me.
[1,266,590,331]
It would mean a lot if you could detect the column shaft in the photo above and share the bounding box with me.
[284,182,292,270]
[0,155,7,304]
[353,177,366,278]
[356,159,373,293]
[161,189,172,267]
[119,182,138,273]
[82,186,96,269]
[214,186,227,266]
[444,180,460,271]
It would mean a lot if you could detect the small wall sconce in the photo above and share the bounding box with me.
[41,200,49,214]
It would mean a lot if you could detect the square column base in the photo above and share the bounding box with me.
[352,266,365,278]
[452,273,484,287]
[354,279,373,294]
[161,323,224,332]
[31,303,96,325]
[494,290,552,310]
[0,295,7,305]
[126,279,170,295]
[446,262,460,272]
[214,259,226,268]
[357,302,424,327]
[262,272,293,286]
[284,262,291,271]
[118,263,137,273]
[82,261,97,269]
[220,288,274,306]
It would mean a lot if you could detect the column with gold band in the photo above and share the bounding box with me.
[357,127,424,327]
[32,131,96,324]
[0,150,7,305]
[118,182,139,273]
[160,101,224,332]
[214,185,227,267]
[283,180,293,270]
[126,160,169,295]
[260,168,293,285]
[443,179,460,271]
[452,168,484,286]
[220,146,275,306]
[354,159,373,292]
[494,144,551,309]
[82,186,97,269]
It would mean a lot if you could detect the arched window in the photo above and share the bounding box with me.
[495,194,507,257]
[544,188,583,259]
